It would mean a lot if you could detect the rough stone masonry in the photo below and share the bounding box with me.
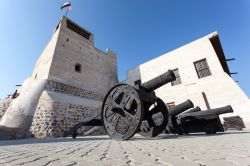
[0,16,118,139]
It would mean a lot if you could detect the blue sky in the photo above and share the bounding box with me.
[0,0,249,99]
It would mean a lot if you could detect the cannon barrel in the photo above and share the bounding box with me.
[180,105,233,118]
[168,100,194,116]
[183,106,201,114]
[142,70,176,92]
[207,105,233,115]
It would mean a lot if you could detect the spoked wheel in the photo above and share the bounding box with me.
[102,84,144,140]
[141,98,169,137]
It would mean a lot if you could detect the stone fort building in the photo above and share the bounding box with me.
[0,16,118,138]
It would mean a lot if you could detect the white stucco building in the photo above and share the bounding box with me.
[125,32,250,128]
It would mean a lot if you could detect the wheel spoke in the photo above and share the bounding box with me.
[123,111,138,127]
[109,97,119,108]
[119,90,134,108]
[106,112,115,122]
[110,114,120,128]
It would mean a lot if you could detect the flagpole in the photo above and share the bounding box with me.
[66,8,68,16]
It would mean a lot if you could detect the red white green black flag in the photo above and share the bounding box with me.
[61,2,72,16]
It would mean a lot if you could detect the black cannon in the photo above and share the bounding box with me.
[64,70,176,140]
[166,100,194,134]
[170,105,234,135]
[169,100,194,116]
[64,68,235,139]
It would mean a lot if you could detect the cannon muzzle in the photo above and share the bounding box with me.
[142,70,176,92]
[169,100,194,116]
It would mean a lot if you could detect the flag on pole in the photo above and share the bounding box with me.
[61,2,72,11]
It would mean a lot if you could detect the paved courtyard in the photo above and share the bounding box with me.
[0,131,250,166]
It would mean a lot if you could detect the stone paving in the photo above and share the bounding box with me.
[0,131,250,166]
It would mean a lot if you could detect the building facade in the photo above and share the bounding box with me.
[0,16,118,138]
[125,32,250,128]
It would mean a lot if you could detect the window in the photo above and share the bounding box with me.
[167,102,175,108]
[194,58,211,78]
[171,69,181,86]
[75,63,81,73]
[67,20,91,40]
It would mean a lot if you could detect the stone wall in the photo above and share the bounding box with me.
[46,80,104,101]
[30,80,106,138]
[0,99,13,120]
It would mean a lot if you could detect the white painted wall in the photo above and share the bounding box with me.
[126,32,250,128]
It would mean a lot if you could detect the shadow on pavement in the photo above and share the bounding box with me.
[159,130,250,140]
[1,130,250,146]
[0,135,111,146]
[128,130,250,141]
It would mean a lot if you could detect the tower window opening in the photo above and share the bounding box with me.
[75,63,81,73]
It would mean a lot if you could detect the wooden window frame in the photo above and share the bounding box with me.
[194,58,211,78]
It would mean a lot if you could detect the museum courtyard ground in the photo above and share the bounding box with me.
[0,131,250,166]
